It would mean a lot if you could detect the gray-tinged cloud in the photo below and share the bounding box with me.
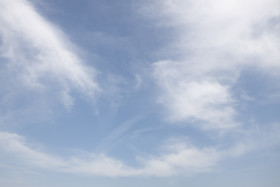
[0,0,99,109]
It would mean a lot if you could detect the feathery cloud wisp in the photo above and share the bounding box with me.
[0,0,99,109]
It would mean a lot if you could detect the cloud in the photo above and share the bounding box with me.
[0,132,66,169]
[0,131,135,177]
[138,142,220,176]
[154,61,237,129]
[1,128,279,177]
[0,0,279,181]
[0,0,99,109]
[0,131,219,177]
[146,0,280,128]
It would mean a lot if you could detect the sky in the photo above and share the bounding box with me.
[0,0,280,186]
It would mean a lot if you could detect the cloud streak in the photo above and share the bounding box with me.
[0,131,217,177]
[0,0,99,109]
[1,128,279,177]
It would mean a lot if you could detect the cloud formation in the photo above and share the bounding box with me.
[148,0,280,129]
[0,0,279,182]
[1,126,279,177]
[0,131,219,177]
[154,61,237,129]
[0,0,99,109]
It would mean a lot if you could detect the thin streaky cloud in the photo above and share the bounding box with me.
[0,0,99,108]
[1,127,279,177]
[0,131,220,177]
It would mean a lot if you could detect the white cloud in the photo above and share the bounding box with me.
[0,131,220,177]
[0,0,99,108]
[2,129,279,178]
[0,132,66,169]
[147,0,280,128]
[0,0,279,180]
[154,61,237,129]
[139,142,220,176]
[64,155,138,177]
[0,131,135,177]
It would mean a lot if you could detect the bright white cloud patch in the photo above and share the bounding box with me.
[0,0,99,108]
[154,61,237,129]
[150,0,280,128]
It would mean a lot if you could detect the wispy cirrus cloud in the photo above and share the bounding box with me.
[0,0,99,110]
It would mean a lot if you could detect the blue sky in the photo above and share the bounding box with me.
[0,0,280,186]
